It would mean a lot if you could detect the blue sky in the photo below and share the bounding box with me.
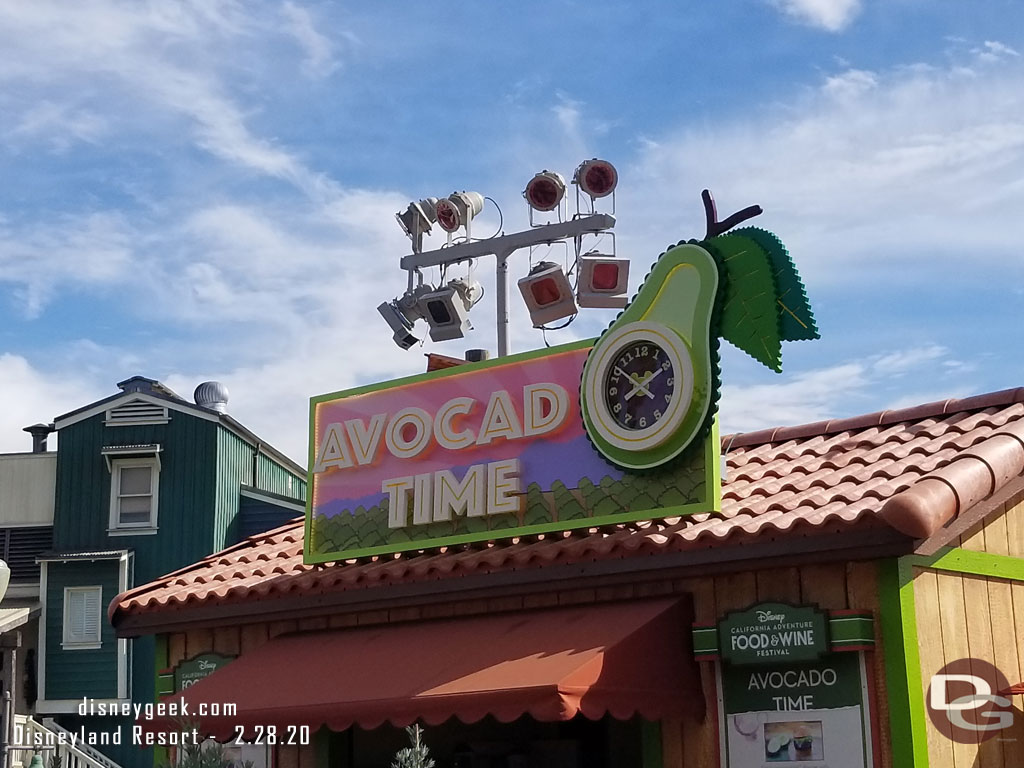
[1,0,1022,463]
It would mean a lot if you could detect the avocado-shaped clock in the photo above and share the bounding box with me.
[581,190,819,471]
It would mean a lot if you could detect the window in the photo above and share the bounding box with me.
[63,586,102,648]
[109,457,160,532]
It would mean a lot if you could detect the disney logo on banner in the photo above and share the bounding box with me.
[198,659,218,671]
[756,610,785,623]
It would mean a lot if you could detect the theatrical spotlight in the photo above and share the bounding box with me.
[518,262,577,327]
[524,171,566,212]
[436,191,485,233]
[418,277,482,342]
[396,198,439,249]
[573,159,618,199]
[577,254,630,308]
[377,299,421,350]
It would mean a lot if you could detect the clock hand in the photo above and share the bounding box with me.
[626,367,664,400]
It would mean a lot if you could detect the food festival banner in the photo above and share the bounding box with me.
[304,340,720,562]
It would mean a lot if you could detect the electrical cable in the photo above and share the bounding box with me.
[482,197,504,239]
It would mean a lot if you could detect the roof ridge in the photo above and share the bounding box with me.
[722,386,1024,449]
[880,419,1024,538]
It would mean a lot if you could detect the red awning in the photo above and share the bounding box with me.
[166,598,701,737]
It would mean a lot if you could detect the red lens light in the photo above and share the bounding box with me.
[584,165,615,197]
[526,177,562,211]
[592,263,619,290]
[436,201,459,232]
[530,277,561,307]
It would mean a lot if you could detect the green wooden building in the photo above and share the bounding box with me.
[35,376,305,767]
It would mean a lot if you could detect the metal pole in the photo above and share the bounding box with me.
[495,250,510,358]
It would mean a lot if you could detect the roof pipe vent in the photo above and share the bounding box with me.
[23,423,55,453]
[194,381,229,414]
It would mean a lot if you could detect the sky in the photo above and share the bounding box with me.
[1,0,1022,465]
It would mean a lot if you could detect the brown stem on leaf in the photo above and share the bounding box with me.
[702,189,763,239]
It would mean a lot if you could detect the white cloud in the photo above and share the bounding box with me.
[281,1,342,78]
[720,345,967,435]
[0,355,104,453]
[0,1,341,200]
[974,40,1020,63]
[623,50,1024,290]
[0,213,136,317]
[769,0,861,32]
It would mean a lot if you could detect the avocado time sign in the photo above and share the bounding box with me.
[305,191,818,562]
[720,602,829,665]
[305,342,720,562]
[692,602,875,768]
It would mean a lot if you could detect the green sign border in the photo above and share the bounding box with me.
[717,602,830,666]
[304,339,721,564]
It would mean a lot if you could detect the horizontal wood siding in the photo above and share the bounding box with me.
[53,411,219,581]
[44,560,121,700]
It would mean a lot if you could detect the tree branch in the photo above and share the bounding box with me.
[702,189,763,239]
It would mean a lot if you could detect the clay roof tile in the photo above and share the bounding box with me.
[111,387,1024,622]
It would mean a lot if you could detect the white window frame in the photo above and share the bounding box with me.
[108,457,160,534]
[62,586,103,649]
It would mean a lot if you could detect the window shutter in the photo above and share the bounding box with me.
[82,589,101,641]
[65,587,102,645]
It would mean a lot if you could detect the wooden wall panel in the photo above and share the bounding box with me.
[916,567,1024,768]
[799,563,849,610]
[1005,499,1024,558]
[212,625,241,656]
[168,633,187,667]
[846,560,891,768]
[755,566,801,603]
[184,628,215,658]
[913,569,954,768]
[679,576,718,768]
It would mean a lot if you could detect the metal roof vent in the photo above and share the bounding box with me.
[194,381,229,414]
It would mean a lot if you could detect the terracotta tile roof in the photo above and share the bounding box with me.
[110,387,1024,625]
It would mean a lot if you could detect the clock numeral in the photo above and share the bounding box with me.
[639,417,647,427]
[624,412,633,423]
[664,394,671,403]
[613,403,622,414]
[654,409,662,420]
[667,377,674,386]
[611,375,620,384]
[609,387,617,395]
[661,360,671,370]
[641,345,649,357]
[652,349,660,359]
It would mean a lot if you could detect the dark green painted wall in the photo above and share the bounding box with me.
[53,412,220,580]
[49,403,306,768]
[44,559,122,700]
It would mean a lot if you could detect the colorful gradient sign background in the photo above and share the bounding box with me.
[305,340,719,563]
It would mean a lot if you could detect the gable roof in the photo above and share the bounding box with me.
[110,387,1024,634]
[53,376,305,477]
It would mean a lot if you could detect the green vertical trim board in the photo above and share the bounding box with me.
[641,720,663,768]
[878,557,929,767]
[153,634,170,768]
[910,546,1024,581]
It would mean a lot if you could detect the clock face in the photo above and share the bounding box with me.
[604,342,675,431]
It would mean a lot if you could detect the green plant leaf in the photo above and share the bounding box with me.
[732,226,818,342]
[705,234,783,372]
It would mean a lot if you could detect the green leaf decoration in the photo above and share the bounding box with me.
[704,234,783,372]
[732,227,818,341]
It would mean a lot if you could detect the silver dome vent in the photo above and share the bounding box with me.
[194,381,229,414]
